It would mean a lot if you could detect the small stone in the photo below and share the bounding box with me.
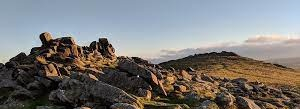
[240,83,253,91]
[232,78,248,84]
[201,74,214,83]
[174,84,187,92]
[236,96,261,109]
[215,92,235,108]
[198,100,219,109]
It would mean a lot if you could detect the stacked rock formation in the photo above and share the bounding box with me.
[0,32,299,109]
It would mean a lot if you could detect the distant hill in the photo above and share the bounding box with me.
[159,51,300,86]
[266,57,300,70]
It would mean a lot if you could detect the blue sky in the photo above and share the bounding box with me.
[0,0,300,63]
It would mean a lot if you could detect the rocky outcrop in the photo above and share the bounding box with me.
[0,32,299,109]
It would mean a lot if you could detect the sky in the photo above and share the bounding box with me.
[0,0,300,63]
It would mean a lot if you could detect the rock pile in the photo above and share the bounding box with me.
[0,32,299,109]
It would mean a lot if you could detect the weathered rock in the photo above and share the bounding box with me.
[215,92,235,108]
[26,80,42,90]
[71,45,80,57]
[84,68,104,77]
[0,79,18,89]
[5,61,18,68]
[50,76,142,108]
[174,84,187,92]
[201,74,214,83]
[237,96,261,109]
[36,55,48,65]
[9,88,35,100]
[164,76,176,85]
[40,32,53,46]
[9,52,27,64]
[97,71,152,93]
[98,38,116,59]
[283,90,300,98]
[118,58,167,96]
[255,101,278,109]
[137,88,152,99]
[88,81,143,108]
[239,83,253,91]
[0,63,4,69]
[179,70,192,80]
[186,67,196,72]
[197,100,219,109]
[59,67,71,76]
[89,41,98,51]
[39,63,61,80]
[110,103,139,109]
[35,76,53,88]
[16,69,34,85]
[60,37,76,45]
[232,78,248,84]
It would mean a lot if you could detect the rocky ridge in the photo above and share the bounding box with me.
[0,32,299,109]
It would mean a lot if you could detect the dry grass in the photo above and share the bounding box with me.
[160,54,300,87]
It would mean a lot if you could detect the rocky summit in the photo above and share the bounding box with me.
[0,32,299,109]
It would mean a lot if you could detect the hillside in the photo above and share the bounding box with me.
[159,51,300,86]
[266,57,300,70]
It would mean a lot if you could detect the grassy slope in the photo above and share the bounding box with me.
[159,53,300,87]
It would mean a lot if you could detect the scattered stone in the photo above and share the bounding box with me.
[174,84,187,92]
[232,78,248,84]
[201,74,214,83]
[237,96,261,109]
[198,100,219,109]
[179,70,192,80]
[215,92,235,108]
[110,103,139,109]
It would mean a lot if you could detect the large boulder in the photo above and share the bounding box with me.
[49,74,143,108]
[98,70,152,95]
[98,38,116,60]
[118,57,167,96]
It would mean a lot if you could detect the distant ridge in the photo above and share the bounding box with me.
[159,51,300,86]
[266,57,300,70]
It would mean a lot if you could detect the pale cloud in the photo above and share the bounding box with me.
[149,35,300,64]
[245,35,289,43]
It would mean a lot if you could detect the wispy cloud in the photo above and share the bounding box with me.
[149,34,300,64]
